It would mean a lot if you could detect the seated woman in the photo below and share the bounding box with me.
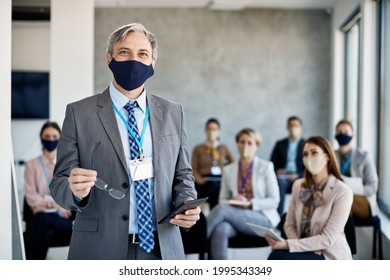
[264,136,353,260]
[207,128,280,260]
[191,118,234,210]
[23,121,74,259]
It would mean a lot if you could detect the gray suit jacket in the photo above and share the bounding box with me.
[336,148,379,216]
[50,88,197,260]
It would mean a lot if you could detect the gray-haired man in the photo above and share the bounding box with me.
[51,23,200,260]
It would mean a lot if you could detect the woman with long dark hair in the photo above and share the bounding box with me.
[264,136,353,260]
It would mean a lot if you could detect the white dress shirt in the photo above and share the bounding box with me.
[109,83,156,233]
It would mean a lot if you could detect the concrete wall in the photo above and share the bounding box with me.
[94,8,331,160]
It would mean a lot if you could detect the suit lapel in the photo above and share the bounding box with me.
[97,88,128,172]
[252,157,259,194]
[295,199,304,237]
[146,94,163,145]
[146,94,163,200]
[350,148,358,177]
[230,162,239,196]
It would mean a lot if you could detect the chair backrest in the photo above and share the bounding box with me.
[228,233,269,248]
[23,197,34,223]
[344,216,357,255]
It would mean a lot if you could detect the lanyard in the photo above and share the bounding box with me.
[239,161,254,194]
[112,101,149,157]
[207,145,220,164]
[39,156,50,188]
[40,156,61,216]
[340,156,351,175]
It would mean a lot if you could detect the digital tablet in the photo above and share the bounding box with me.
[246,222,283,242]
[158,197,208,224]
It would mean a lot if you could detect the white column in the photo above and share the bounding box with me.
[359,0,379,161]
[0,0,13,260]
[50,0,95,124]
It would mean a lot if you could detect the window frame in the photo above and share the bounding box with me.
[378,0,390,217]
[341,7,362,146]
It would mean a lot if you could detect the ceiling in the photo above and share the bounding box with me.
[96,0,337,9]
[13,0,338,10]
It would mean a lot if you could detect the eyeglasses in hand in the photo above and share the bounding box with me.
[91,142,130,200]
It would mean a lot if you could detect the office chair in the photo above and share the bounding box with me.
[353,215,383,259]
[180,212,208,259]
[228,233,269,249]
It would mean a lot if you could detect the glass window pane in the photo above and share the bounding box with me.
[344,20,360,142]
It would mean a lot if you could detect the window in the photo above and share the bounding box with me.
[379,0,390,215]
[342,11,361,144]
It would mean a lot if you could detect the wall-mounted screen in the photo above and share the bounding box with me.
[12,71,49,119]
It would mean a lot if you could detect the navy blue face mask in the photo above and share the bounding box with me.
[41,139,59,152]
[335,133,352,146]
[108,58,154,91]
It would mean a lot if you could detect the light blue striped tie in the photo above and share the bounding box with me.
[124,101,154,253]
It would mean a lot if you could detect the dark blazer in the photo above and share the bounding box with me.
[270,138,305,177]
[50,88,196,260]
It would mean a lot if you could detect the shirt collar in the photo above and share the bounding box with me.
[109,82,147,113]
[288,138,299,144]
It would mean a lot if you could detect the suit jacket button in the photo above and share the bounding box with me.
[122,214,129,221]
[122,182,129,189]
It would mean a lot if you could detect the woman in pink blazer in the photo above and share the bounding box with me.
[264,136,353,260]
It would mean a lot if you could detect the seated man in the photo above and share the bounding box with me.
[270,116,305,216]
[334,119,379,218]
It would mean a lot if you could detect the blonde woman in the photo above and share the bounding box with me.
[207,128,280,259]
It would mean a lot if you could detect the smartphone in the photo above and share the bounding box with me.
[158,197,208,224]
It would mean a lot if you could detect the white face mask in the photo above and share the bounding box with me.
[206,130,220,143]
[289,127,302,139]
[238,145,257,159]
[303,154,328,175]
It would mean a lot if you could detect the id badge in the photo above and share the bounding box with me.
[129,157,153,181]
[210,165,222,175]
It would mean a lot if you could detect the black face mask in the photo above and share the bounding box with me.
[108,58,154,91]
[335,133,353,146]
[41,139,59,152]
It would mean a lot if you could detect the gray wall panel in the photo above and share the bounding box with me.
[94,8,330,160]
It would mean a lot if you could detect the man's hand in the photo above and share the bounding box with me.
[169,199,201,228]
[68,168,97,199]
[263,234,289,250]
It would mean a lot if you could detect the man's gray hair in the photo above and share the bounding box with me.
[106,23,158,59]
